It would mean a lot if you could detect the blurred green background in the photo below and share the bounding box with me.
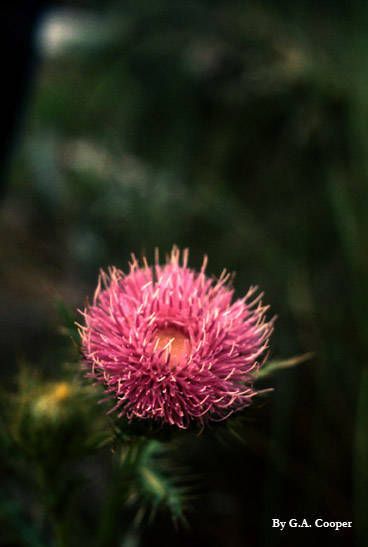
[1,1,367,545]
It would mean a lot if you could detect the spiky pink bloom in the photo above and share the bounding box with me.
[79,248,273,429]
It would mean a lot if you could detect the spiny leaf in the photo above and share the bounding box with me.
[255,352,314,380]
[116,438,190,525]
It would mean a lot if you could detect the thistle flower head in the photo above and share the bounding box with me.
[32,382,72,420]
[79,248,273,429]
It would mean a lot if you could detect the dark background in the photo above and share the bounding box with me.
[1,1,367,546]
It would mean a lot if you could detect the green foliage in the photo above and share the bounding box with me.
[255,352,313,380]
[117,438,189,525]
[8,370,110,460]
[1,365,192,546]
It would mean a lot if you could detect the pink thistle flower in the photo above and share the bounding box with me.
[79,248,273,429]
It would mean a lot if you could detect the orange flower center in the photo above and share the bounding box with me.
[155,326,191,367]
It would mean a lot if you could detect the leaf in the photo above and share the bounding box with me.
[115,438,190,526]
[255,352,314,380]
